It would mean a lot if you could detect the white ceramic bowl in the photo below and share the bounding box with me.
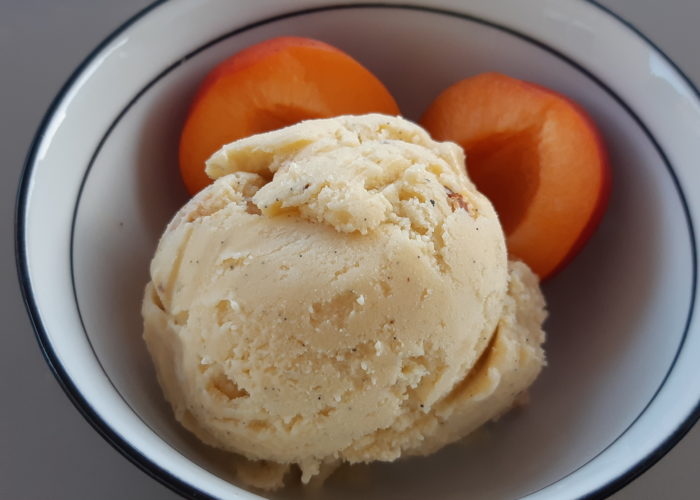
[16,1,700,498]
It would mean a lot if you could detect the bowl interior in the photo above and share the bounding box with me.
[68,5,693,500]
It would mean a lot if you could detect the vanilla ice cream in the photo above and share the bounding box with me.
[142,114,546,489]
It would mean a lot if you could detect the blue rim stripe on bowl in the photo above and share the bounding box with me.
[579,4,700,498]
[13,2,203,497]
[16,2,700,499]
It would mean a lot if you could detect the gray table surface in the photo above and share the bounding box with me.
[2,1,699,498]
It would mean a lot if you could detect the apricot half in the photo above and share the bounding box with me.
[421,72,610,279]
[179,36,400,194]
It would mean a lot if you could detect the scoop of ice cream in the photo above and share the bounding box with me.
[142,114,546,489]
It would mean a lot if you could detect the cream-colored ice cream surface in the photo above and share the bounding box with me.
[142,114,547,490]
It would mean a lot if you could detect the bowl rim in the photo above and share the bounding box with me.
[15,1,700,499]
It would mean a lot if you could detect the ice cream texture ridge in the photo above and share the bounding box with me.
[142,114,547,490]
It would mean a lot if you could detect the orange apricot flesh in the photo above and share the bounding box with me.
[179,36,400,195]
[421,72,610,279]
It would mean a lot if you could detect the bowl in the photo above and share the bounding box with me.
[16,0,700,498]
